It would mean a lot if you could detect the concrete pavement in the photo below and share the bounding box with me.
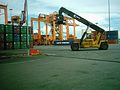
[0,44,120,90]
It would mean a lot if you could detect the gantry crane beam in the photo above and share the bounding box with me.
[31,13,79,45]
[0,4,8,24]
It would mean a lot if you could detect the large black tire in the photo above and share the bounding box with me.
[71,43,79,51]
[99,42,108,50]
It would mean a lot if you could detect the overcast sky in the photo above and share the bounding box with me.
[0,0,120,38]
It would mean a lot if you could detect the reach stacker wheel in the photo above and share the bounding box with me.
[71,43,79,51]
[99,42,108,50]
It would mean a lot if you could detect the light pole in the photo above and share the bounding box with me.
[9,9,13,21]
[26,0,30,56]
[108,0,110,31]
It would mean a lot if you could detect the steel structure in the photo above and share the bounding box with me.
[31,13,79,45]
[0,4,8,24]
[11,0,27,26]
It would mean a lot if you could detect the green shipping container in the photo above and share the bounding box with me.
[29,42,33,48]
[29,27,33,34]
[21,26,27,34]
[14,42,20,49]
[21,42,27,49]
[0,41,5,49]
[14,34,20,42]
[29,34,33,42]
[0,34,4,42]
[14,26,20,34]
[5,42,13,49]
[5,25,13,34]
[21,34,27,42]
[6,34,13,42]
[0,24,4,33]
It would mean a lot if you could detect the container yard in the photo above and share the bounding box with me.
[0,24,33,49]
[0,0,120,90]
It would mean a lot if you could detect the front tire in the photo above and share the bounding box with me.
[71,43,79,51]
[99,42,108,50]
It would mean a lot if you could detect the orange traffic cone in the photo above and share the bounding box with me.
[30,49,41,56]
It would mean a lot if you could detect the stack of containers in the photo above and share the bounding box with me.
[20,26,27,49]
[106,31,118,44]
[0,24,33,50]
[5,25,13,49]
[28,27,33,48]
[0,24,5,49]
[13,26,21,49]
[20,26,33,49]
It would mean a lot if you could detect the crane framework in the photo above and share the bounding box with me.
[31,13,79,45]
[0,4,8,24]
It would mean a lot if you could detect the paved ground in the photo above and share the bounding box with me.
[0,44,120,90]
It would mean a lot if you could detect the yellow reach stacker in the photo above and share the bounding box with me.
[56,7,109,51]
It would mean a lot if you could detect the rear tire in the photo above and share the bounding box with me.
[99,42,108,50]
[71,43,79,51]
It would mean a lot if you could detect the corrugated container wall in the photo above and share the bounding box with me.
[0,42,5,50]
[5,25,13,34]
[29,27,34,48]
[106,31,118,40]
[106,31,118,44]
[5,25,13,49]
[0,24,4,33]
[20,26,27,49]
[14,26,20,49]
[0,24,5,49]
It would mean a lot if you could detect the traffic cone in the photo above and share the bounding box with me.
[30,49,41,56]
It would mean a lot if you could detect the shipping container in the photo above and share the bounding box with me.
[29,42,33,48]
[0,34,4,42]
[14,42,20,49]
[106,31,118,40]
[29,27,33,34]
[6,34,13,42]
[21,26,27,34]
[14,26,20,34]
[21,42,27,49]
[108,40,118,44]
[0,24,33,50]
[26,42,32,48]
[5,42,13,49]
[5,25,13,34]
[0,42,5,49]
[21,34,27,42]
[14,34,20,42]
[0,24,5,33]
[29,34,33,42]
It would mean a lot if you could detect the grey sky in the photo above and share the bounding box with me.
[0,0,120,38]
